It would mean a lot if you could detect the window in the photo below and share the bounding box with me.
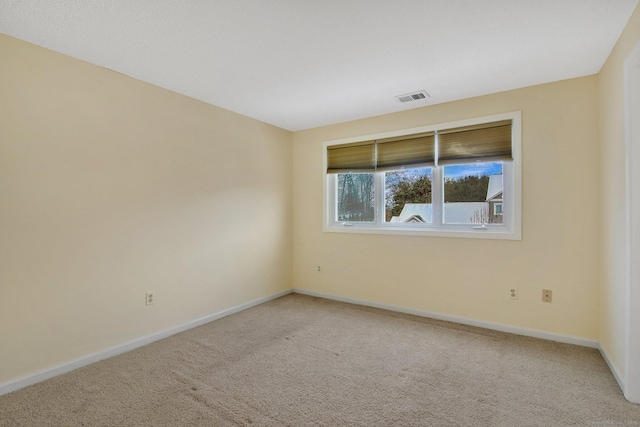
[385,168,432,223]
[336,173,375,222]
[324,112,521,239]
[443,163,503,225]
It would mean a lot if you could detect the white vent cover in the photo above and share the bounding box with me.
[395,90,430,103]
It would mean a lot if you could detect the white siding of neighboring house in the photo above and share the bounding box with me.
[444,202,489,223]
[392,202,488,224]
[486,174,503,201]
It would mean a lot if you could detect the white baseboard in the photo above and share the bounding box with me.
[293,288,599,348]
[599,343,625,393]
[1,287,611,397]
[0,288,293,397]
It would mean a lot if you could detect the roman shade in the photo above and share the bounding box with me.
[438,120,512,164]
[326,141,375,173]
[327,119,512,173]
[376,132,435,170]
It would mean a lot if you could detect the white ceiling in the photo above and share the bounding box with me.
[1,1,638,131]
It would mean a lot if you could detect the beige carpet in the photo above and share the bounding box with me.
[1,294,639,426]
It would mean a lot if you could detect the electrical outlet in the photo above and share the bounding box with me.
[509,288,518,299]
[317,265,321,272]
[146,292,155,306]
[542,289,552,303]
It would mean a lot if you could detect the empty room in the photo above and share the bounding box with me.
[2,1,640,425]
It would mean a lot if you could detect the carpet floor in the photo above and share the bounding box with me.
[1,293,639,426]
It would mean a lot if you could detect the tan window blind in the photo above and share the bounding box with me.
[438,120,512,164]
[376,132,435,170]
[326,141,375,173]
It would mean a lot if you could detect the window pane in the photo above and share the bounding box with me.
[443,163,503,224]
[336,173,375,222]
[384,168,432,223]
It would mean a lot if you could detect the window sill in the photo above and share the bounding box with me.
[323,224,521,240]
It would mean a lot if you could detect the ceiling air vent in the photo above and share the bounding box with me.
[395,90,430,103]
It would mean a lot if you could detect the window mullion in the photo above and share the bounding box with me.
[432,166,443,226]
[375,171,385,226]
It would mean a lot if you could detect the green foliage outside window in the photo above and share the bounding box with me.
[385,170,432,220]
[444,175,490,202]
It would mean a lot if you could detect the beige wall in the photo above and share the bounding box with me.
[598,4,640,380]
[0,34,292,384]
[293,76,601,340]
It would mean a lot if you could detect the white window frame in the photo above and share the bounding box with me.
[494,203,503,216]
[323,112,522,240]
